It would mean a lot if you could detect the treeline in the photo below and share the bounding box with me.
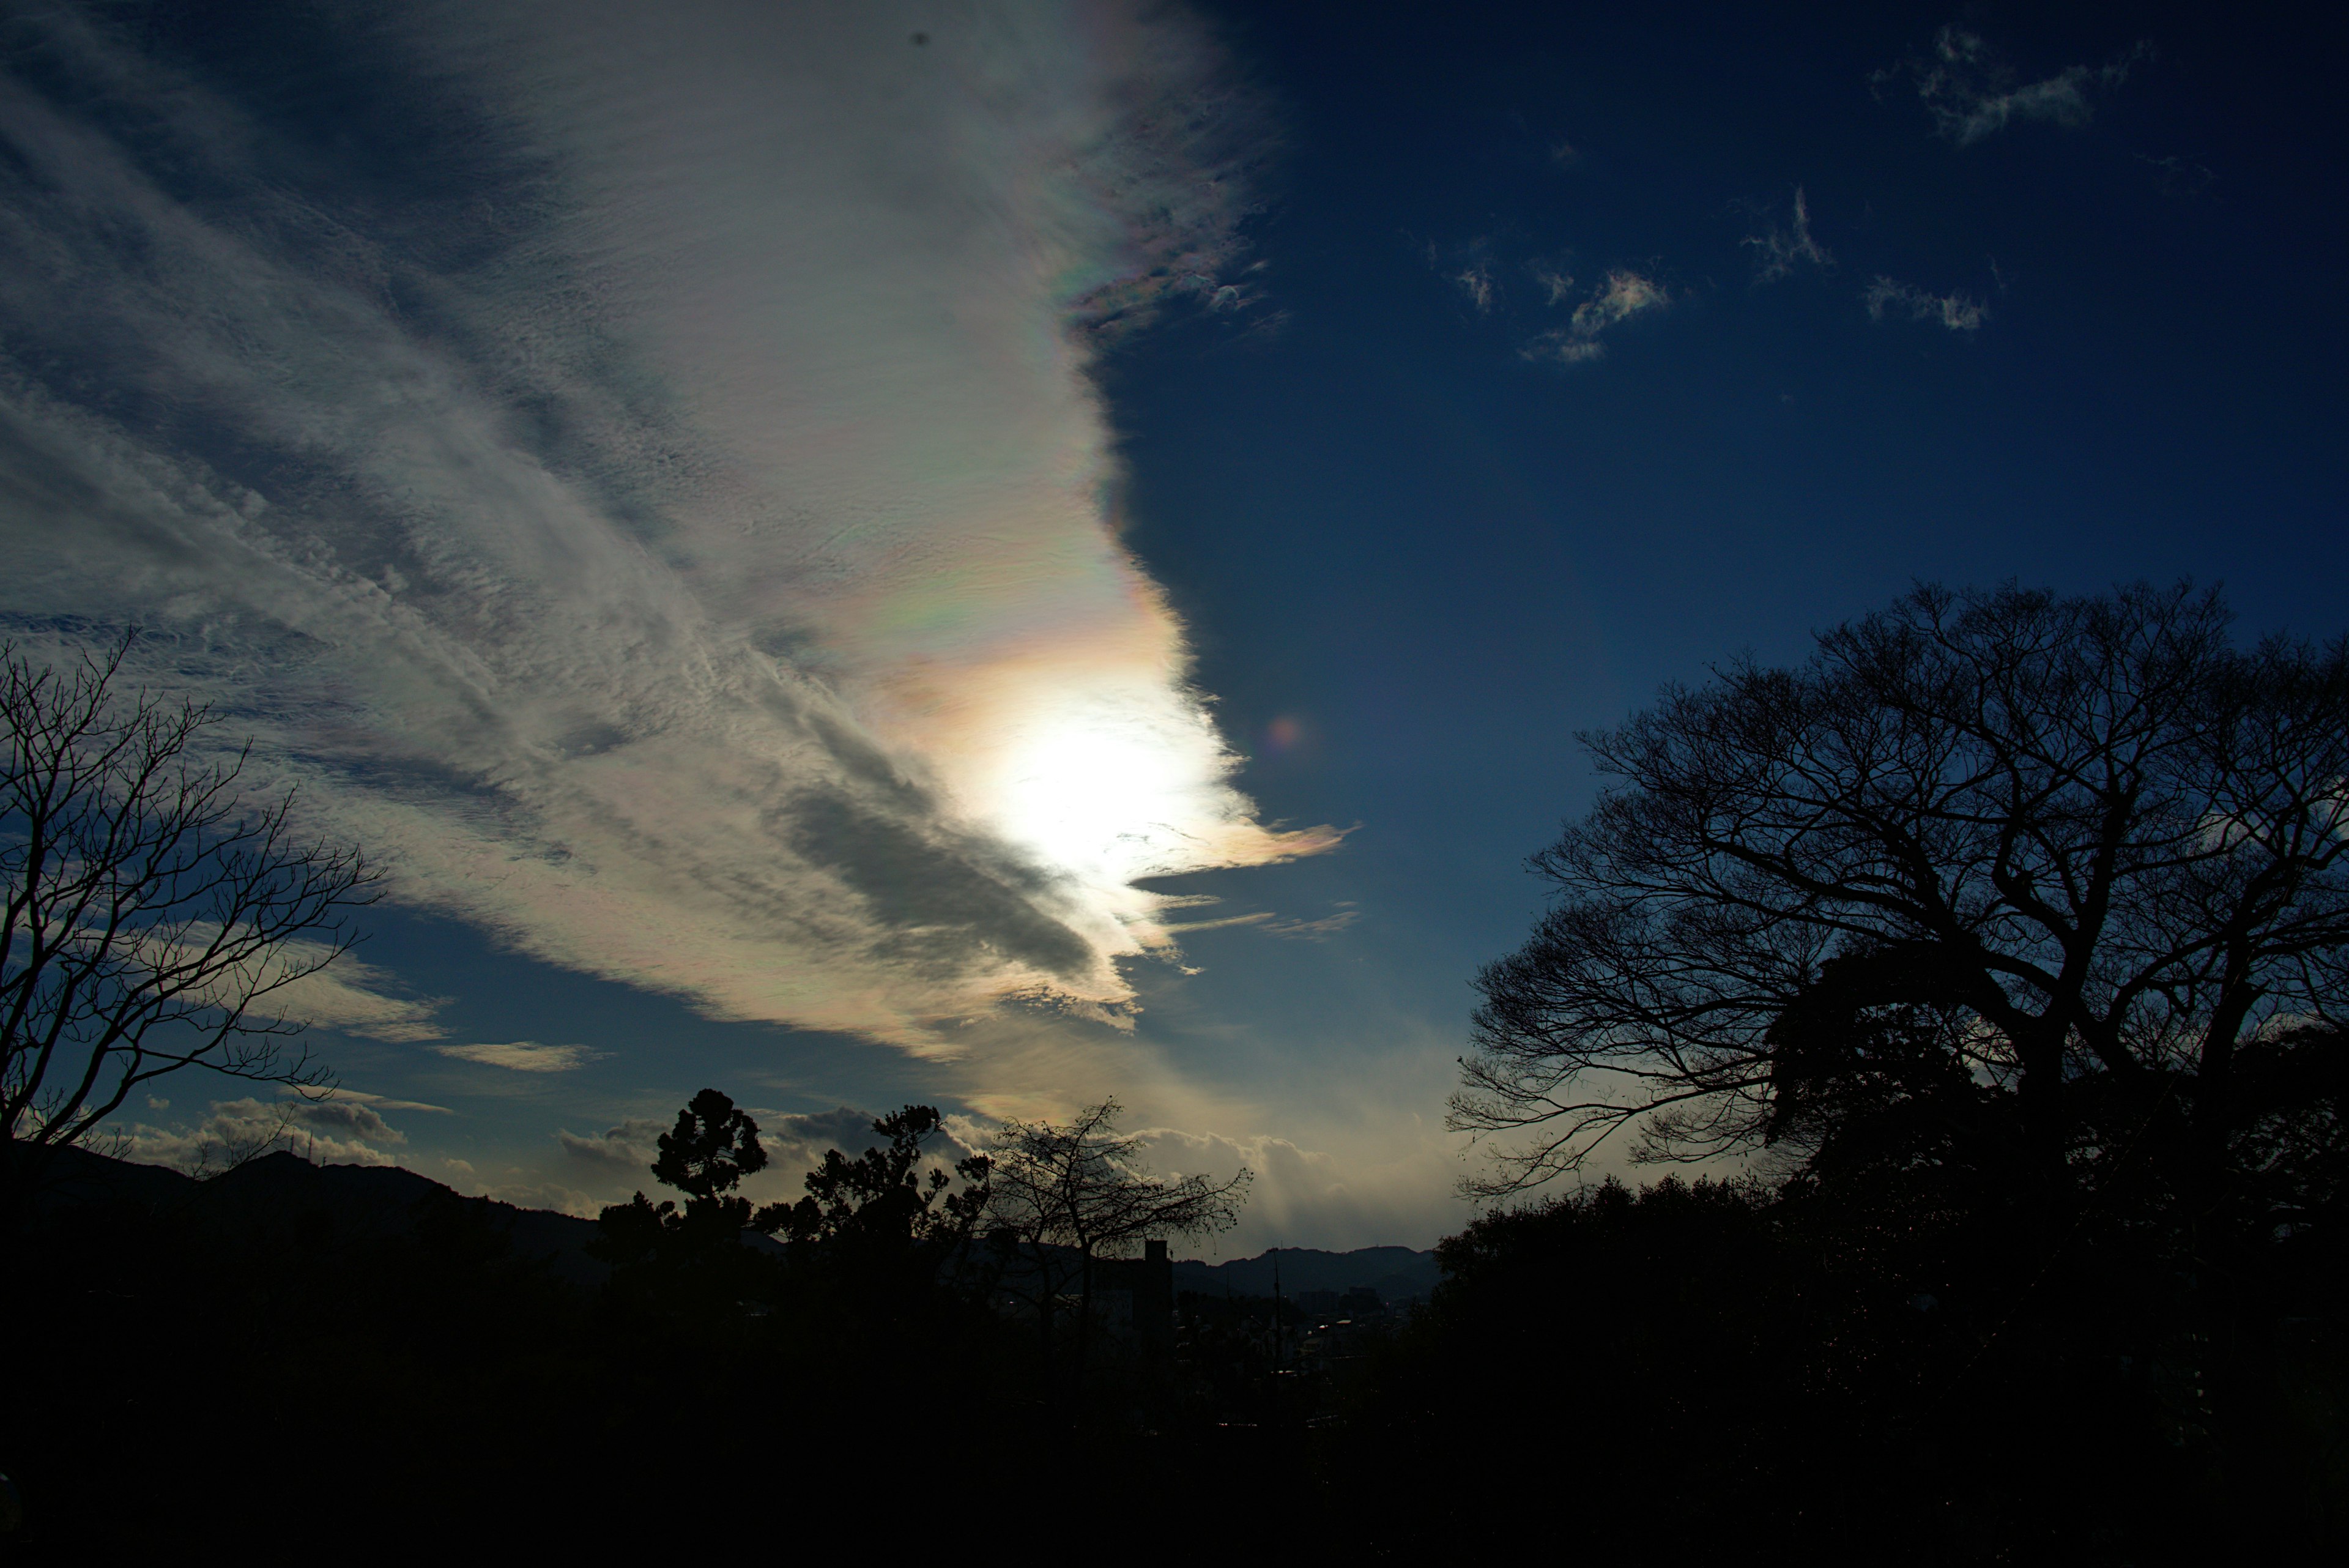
[1331,1152,2348,1558]
[4,1094,1267,1556]
[1336,582,2349,1561]
[10,1077,2345,1559]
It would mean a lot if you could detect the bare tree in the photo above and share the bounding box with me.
[1453,582,2349,1202]
[2,634,377,1219]
[985,1099,1250,1387]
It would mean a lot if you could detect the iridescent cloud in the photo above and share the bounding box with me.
[0,0,1332,1050]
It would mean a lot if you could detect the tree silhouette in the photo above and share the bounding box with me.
[1454,582,2349,1214]
[767,1105,990,1291]
[1,634,377,1223]
[984,1098,1250,1388]
[592,1088,777,1279]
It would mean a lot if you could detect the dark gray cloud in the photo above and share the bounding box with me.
[557,1118,667,1172]
[122,1092,408,1170]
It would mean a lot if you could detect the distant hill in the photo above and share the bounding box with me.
[24,1148,1444,1299]
[1172,1245,1441,1302]
[26,1145,615,1285]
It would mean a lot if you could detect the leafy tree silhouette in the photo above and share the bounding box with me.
[591,1088,779,1288]
[768,1105,989,1285]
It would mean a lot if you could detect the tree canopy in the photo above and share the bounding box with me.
[771,1104,990,1290]
[985,1099,1250,1383]
[1453,582,2349,1203]
[591,1087,776,1273]
[2,635,376,1219]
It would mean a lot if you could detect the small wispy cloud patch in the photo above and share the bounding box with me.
[1523,269,1669,364]
[1865,277,1989,332]
[557,1118,667,1171]
[1261,904,1359,940]
[434,1041,607,1074]
[1529,264,1576,307]
[1876,26,2152,146]
[1452,264,1496,314]
[1745,187,1833,283]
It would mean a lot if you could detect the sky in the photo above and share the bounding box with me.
[2,0,2341,1250]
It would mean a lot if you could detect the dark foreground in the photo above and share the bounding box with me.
[7,1148,2345,1563]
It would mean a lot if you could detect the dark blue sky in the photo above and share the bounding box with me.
[5,1,2340,1247]
[1111,0,2347,1071]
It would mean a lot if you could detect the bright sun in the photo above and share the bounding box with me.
[990,716,1198,886]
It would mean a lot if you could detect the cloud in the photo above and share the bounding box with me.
[556,1118,668,1172]
[121,1092,409,1172]
[264,948,451,1044]
[1261,904,1359,940]
[1876,26,2151,146]
[0,1,1333,1060]
[1160,910,1274,934]
[1529,265,1577,308]
[433,1041,608,1073]
[1523,269,1668,365]
[1130,1122,1455,1254]
[1452,264,1496,313]
[321,1088,453,1114]
[1865,277,1989,332]
[1744,187,1833,283]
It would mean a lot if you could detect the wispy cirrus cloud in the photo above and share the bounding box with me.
[1453,264,1496,313]
[434,1041,607,1073]
[1876,26,2152,146]
[1529,264,1577,307]
[1261,904,1359,940]
[1523,269,1669,365]
[1865,276,1989,332]
[1745,187,1833,283]
[0,1,1333,1059]
[262,948,452,1044]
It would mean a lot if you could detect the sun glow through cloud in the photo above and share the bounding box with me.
[0,0,1333,1053]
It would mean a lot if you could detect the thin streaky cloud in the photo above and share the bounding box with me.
[1865,276,1989,332]
[1261,905,1359,940]
[433,1041,609,1074]
[305,1088,454,1115]
[1876,26,2153,146]
[1160,911,1276,934]
[1745,187,1833,283]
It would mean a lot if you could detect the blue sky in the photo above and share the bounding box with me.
[4,0,2340,1249]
